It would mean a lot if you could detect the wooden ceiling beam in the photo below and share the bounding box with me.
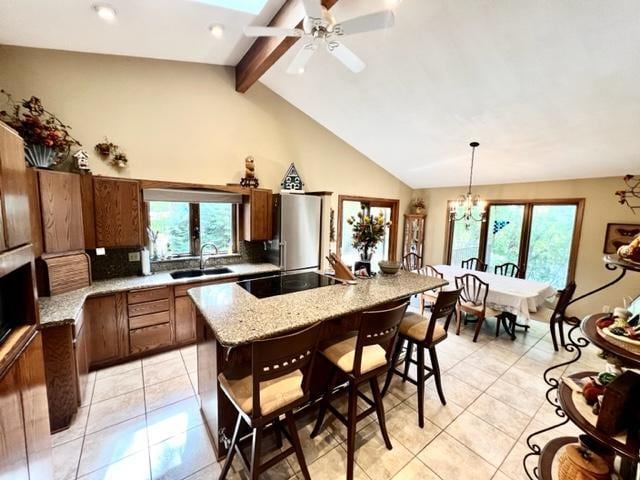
[235,0,339,93]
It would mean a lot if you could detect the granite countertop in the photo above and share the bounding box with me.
[39,263,281,328]
[189,270,448,347]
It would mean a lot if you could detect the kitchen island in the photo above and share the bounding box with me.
[189,270,447,458]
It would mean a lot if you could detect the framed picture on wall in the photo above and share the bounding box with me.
[603,223,640,254]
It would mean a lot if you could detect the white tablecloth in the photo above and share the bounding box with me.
[433,265,557,320]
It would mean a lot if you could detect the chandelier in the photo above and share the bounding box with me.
[615,174,640,214]
[449,141,487,229]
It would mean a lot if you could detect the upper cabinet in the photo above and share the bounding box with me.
[93,177,143,248]
[0,122,31,251]
[243,188,273,241]
[36,170,84,254]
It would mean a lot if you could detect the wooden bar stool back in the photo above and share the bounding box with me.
[455,273,499,342]
[218,323,320,480]
[310,302,409,480]
[382,289,461,427]
[418,265,444,314]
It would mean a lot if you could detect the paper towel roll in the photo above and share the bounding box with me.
[141,248,151,276]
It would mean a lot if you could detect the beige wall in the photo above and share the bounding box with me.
[0,45,412,259]
[415,177,639,316]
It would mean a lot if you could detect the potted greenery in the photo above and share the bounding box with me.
[346,204,391,274]
[0,90,80,168]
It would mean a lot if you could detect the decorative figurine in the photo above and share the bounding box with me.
[280,163,305,193]
[240,155,259,188]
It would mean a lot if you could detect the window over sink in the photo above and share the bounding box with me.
[144,189,240,259]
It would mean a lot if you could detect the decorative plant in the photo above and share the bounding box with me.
[0,89,80,164]
[413,198,426,210]
[95,137,128,169]
[346,203,391,260]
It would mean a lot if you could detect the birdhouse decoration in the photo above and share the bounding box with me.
[73,149,91,173]
[240,155,259,188]
[280,163,305,193]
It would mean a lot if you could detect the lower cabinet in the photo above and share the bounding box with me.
[86,293,128,367]
[0,331,53,480]
[174,295,196,344]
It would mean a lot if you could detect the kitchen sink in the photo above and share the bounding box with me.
[170,267,233,279]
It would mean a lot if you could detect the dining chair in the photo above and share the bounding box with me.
[494,262,521,278]
[382,289,461,427]
[218,323,320,480]
[418,265,444,314]
[455,273,499,342]
[402,252,422,271]
[310,302,408,480]
[530,281,577,351]
[461,257,488,272]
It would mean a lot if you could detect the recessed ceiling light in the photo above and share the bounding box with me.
[208,23,225,38]
[297,67,305,75]
[93,3,117,22]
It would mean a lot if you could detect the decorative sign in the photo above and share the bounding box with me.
[280,163,305,193]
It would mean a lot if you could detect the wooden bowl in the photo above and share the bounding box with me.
[378,261,401,275]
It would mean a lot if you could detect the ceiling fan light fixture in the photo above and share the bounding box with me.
[92,3,117,22]
[208,23,225,38]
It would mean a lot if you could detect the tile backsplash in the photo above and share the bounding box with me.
[90,241,270,280]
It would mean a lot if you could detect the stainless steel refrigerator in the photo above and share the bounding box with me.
[266,194,322,272]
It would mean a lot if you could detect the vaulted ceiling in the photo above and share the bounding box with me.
[1,0,639,188]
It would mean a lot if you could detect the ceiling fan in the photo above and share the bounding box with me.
[244,0,394,74]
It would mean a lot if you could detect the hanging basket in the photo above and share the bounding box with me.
[24,144,57,168]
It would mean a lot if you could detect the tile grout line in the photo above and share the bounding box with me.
[74,371,97,480]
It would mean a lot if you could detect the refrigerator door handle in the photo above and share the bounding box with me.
[281,241,287,271]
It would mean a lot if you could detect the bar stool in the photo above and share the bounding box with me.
[310,302,409,480]
[218,323,320,480]
[382,289,461,427]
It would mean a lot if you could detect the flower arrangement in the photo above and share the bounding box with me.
[413,198,426,210]
[346,203,391,260]
[0,89,80,166]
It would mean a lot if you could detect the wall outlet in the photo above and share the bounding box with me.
[128,252,141,262]
[95,247,106,256]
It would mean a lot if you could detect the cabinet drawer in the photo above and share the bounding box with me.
[128,311,170,330]
[127,299,169,317]
[129,323,172,354]
[127,287,169,305]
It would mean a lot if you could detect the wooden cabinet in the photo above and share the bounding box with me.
[127,286,172,354]
[174,295,196,344]
[0,122,31,251]
[0,360,29,480]
[16,333,53,480]
[93,177,142,248]
[243,188,272,241]
[0,331,52,480]
[402,213,426,261]
[36,170,84,254]
[86,293,128,367]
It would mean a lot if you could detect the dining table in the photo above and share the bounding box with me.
[433,264,557,322]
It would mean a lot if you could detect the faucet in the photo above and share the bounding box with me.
[199,243,219,270]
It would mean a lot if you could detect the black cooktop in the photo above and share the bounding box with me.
[237,272,338,299]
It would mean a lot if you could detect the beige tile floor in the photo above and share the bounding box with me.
[52,312,604,480]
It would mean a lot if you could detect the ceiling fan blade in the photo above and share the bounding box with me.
[301,0,323,18]
[327,41,366,73]
[286,42,318,74]
[244,26,304,37]
[333,10,395,36]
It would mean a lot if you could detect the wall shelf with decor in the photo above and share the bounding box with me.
[523,254,640,480]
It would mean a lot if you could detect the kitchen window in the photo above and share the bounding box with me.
[337,195,399,269]
[144,189,240,258]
